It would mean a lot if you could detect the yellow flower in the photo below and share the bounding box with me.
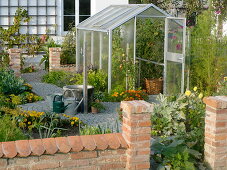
[198,93,203,99]
[71,121,75,125]
[28,121,31,125]
[185,90,191,96]
[193,87,198,92]
[23,118,27,122]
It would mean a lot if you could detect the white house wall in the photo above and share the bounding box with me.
[0,0,128,38]
[91,0,129,16]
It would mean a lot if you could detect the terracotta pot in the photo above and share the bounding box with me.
[91,107,99,114]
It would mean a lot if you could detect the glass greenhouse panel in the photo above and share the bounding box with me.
[101,32,109,74]
[92,31,100,70]
[167,19,184,54]
[112,19,135,91]
[165,18,186,95]
[138,6,166,17]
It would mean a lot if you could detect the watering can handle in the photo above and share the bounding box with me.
[63,89,76,100]
[53,95,62,102]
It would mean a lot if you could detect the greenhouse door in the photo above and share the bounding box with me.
[164,17,186,95]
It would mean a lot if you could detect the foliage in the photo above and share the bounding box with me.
[215,79,227,96]
[112,27,136,90]
[21,65,36,73]
[136,18,164,83]
[190,10,227,96]
[0,107,82,139]
[111,89,148,102]
[61,27,76,64]
[79,125,112,135]
[0,68,27,95]
[151,88,206,168]
[152,136,202,170]
[39,37,61,70]
[0,8,45,55]
[71,70,108,92]
[0,115,27,142]
[91,102,105,110]
[42,71,74,87]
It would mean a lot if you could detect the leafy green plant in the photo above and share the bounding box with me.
[71,70,108,92]
[91,102,105,111]
[79,125,112,135]
[190,10,227,96]
[35,112,67,139]
[152,136,202,170]
[0,69,26,95]
[42,71,74,87]
[61,27,76,64]
[0,115,27,142]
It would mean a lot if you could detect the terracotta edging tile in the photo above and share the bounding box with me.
[104,134,121,150]
[2,141,17,158]
[92,135,108,150]
[15,140,31,157]
[67,136,83,152]
[55,137,71,153]
[42,138,58,154]
[116,133,128,149]
[0,143,3,158]
[80,135,96,151]
[29,139,45,156]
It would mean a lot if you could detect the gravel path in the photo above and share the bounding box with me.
[20,71,121,132]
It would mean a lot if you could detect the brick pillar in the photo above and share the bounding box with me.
[204,96,227,169]
[8,48,21,77]
[49,47,61,71]
[121,100,153,170]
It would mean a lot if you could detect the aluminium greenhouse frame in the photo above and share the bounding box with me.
[76,4,186,113]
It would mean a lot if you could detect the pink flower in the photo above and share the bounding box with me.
[215,10,221,15]
[171,36,177,40]
[176,44,182,51]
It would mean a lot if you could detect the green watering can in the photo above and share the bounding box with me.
[53,95,69,113]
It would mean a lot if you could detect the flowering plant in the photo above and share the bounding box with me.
[111,89,148,102]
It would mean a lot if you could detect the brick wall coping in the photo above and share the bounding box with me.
[0,133,128,159]
[203,96,227,109]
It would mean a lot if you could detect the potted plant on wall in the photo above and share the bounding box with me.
[91,102,105,114]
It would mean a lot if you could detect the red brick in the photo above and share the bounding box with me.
[136,162,150,169]
[60,159,89,168]
[70,151,97,160]
[0,159,7,167]
[8,157,39,165]
[31,162,60,170]
[0,143,3,158]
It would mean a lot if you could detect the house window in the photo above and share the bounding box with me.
[63,0,75,31]
[63,0,90,31]
[79,0,91,22]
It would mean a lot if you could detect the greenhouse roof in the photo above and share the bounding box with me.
[77,4,170,32]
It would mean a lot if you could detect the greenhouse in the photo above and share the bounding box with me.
[76,4,186,112]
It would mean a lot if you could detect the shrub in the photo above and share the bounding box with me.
[0,69,26,95]
[0,115,27,142]
[42,71,74,87]
[70,70,108,92]
[61,27,76,64]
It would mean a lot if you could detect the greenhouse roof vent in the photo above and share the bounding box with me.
[76,4,171,32]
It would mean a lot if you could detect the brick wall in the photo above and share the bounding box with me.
[0,100,153,170]
[8,48,21,77]
[204,96,227,170]
[49,48,76,72]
